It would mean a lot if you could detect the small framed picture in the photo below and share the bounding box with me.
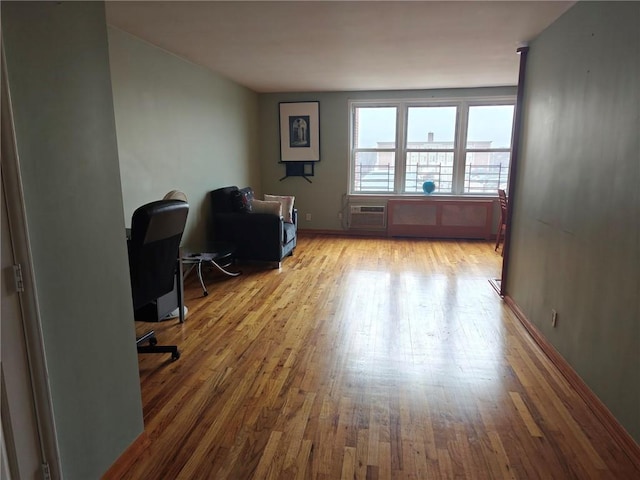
[279,101,320,162]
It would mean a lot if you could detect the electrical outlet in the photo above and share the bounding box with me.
[338,212,343,220]
[551,309,558,327]
[305,213,312,221]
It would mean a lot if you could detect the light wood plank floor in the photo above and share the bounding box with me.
[111,234,639,479]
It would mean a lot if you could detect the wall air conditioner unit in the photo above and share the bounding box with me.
[348,205,387,229]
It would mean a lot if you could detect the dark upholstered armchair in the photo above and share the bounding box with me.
[210,186,297,267]
[128,199,189,360]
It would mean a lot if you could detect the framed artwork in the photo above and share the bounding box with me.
[279,101,320,162]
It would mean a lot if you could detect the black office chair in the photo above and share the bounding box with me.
[127,199,189,360]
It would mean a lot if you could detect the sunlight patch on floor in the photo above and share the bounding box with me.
[336,270,506,395]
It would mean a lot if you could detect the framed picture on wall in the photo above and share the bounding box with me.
[279,101,320,162]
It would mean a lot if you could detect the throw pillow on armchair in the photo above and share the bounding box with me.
[264,194,295,223]
[231,187,254,212]
[251,199,282,216]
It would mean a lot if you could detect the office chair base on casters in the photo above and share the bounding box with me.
[136,330,181,361]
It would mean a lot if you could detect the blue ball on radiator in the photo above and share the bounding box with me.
[422,181,436,194]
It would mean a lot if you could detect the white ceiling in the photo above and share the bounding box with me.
[105,1,574,93]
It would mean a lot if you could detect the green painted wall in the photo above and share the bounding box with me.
[508,2,640,440]
[258,87,516,230]
[108,28,260,252]
[1,2,144,478]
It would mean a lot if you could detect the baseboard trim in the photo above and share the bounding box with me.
[297,228,385,237]
[101,431,150,479]
[297,228,498,239]
[503,295,640,470]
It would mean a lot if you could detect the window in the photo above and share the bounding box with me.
[352,106,397,193]
[349,98,515,195]
[405,106,456,193]
[464,105,514,194]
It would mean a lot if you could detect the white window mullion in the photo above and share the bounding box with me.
[396,103,407,193]
[452,102,469,195]
[348,104,357,192]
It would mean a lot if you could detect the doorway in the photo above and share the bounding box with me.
[1,41,60,479]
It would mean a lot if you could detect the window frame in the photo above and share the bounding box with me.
[350,104,400,194]
[348,96,516,196]
[461,101,515,194]
[403,103,459,194]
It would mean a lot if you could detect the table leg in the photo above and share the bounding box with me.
[196,260,208,296]
[177,257,185,323]
[208,259,241,277]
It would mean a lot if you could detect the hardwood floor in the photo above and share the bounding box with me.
[109,234,639,479]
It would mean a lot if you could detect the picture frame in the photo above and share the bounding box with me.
[279,101,320,162]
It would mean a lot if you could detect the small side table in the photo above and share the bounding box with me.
[182,242,240,296]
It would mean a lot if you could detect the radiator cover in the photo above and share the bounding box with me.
[387,198,493,239]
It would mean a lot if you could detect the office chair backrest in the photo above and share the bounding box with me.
[128,199,189,310]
